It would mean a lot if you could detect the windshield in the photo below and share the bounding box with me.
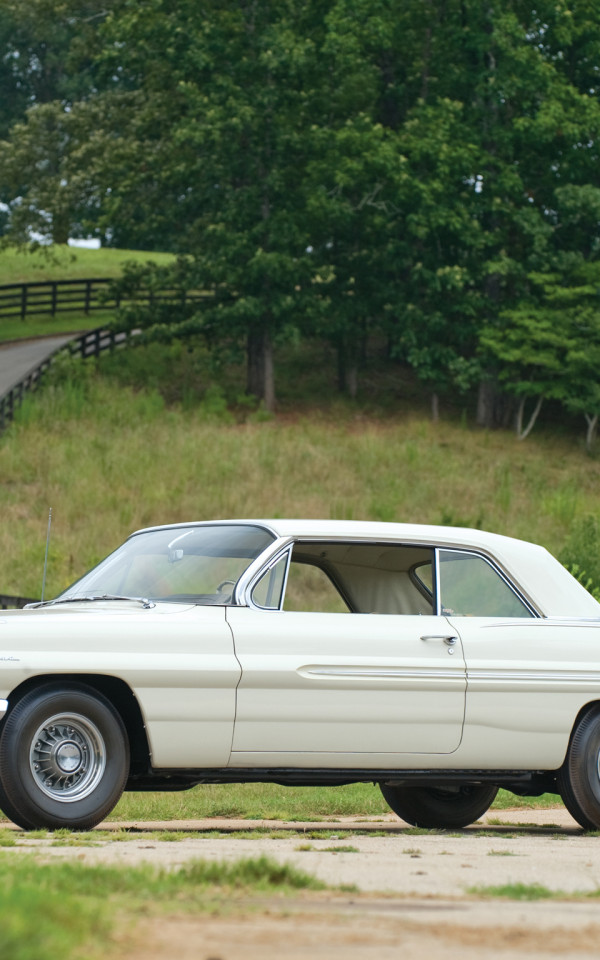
[57,524,275,605]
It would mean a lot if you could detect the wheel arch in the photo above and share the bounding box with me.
[561,699,600,765]
[0,674,150,777]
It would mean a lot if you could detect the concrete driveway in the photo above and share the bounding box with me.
[0,335,74,396]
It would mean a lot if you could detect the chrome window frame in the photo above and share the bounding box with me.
[236,536,541,618]
[235,537,294,608]
[247,546,293,611]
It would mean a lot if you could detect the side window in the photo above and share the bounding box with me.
[251,553,288,610]
[284,561,349,613]
[438,550,533,617]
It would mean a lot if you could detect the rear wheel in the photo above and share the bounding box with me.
[0,683,129,830]
[557,708,600,830]
[380,782,498,829]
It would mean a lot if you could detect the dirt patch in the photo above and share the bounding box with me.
[114,900,600,960]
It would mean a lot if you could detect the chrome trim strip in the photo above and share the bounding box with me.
[300,667,465,681]
[479,619,600,629]
[468,670,600,683]
[0,699,8,720]
[434,547,442,615]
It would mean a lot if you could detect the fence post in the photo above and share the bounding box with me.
[51,282,57,316]
[84,280,92,314]
[20,285,27,321]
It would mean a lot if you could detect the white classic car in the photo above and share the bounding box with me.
[0,518,599,832]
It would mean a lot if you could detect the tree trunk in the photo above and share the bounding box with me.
[476,378,514,428]
[585,413,598,454]
[476,379,496,427]
[246,327,275,412]
[516,395,544,440]
[337,338,358,398]
[431,392,440,422]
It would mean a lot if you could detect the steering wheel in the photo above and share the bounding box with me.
[216,579,236,594]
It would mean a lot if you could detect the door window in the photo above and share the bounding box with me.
[438,550,533,617]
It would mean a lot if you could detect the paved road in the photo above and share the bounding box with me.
[0,335,74,396]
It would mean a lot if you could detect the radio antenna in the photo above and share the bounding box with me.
[41,507,52,602]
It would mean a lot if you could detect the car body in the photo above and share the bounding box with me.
[1,518,600,831]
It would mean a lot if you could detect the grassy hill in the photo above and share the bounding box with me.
[1,352,598,601]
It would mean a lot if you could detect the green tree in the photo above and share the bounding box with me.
[0,0,110,137]
[2,0,600,422]
[92,0,330,407]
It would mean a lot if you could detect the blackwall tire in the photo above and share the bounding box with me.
[0,683,129,830]
[557,708,600,831]
[380,782,498,829]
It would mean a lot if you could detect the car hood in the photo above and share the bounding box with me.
[0,600,211,618]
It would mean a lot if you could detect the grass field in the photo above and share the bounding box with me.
[108,782,561,822]
[0,245,173,285]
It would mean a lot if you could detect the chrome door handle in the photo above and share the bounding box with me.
[420,634,458,646]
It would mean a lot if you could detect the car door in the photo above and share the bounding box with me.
[226,542,467,766]
[430,547,568,769]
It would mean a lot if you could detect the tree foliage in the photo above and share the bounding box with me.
[0,0,599,423]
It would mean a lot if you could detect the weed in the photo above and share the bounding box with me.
[322,845,359,853]
[469,883,560,900]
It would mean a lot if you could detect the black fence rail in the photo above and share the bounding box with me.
[0,278,209,321]
[0,326,132,434]
[0,278,114,320]
[0,594,37,609]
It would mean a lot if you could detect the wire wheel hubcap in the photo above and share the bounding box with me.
[29,712,106,802]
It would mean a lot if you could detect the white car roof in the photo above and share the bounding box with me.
[135,519,600,618]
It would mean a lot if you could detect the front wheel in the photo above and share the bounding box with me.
[0,683,129,830]
[380,782,498,829]
[557,708,600,830]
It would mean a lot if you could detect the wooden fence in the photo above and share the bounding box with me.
[0,326,133,433]
[0,278,209,321]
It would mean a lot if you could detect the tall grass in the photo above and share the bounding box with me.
[2,359,600,599]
